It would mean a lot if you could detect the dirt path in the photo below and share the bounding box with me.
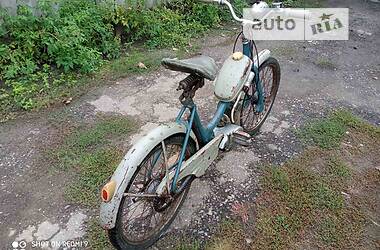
[1,0,379,249]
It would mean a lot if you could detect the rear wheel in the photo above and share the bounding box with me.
[239,57,281,135]
[108,135,196,250]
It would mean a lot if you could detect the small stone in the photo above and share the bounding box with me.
[63,97,73,105]
[245,238,253,244]
[8,229,16,237]
[341,191,350,198]
[207,208,213,216]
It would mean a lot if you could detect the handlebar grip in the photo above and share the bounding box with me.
[283,9,311,20]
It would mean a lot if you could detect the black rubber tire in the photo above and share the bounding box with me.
[108,135,196,250]
[240,57,281,135]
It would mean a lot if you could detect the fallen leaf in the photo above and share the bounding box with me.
[137,62,147,69]
[63,97,73,105]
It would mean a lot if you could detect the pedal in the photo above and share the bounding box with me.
[231,130,252,147]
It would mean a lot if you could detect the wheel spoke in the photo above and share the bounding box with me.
[240,62,278,132]
[118,137,193,243]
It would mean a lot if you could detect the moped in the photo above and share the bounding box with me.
[99,1,302,249]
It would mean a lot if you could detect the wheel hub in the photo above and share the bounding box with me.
[153,196,174,212]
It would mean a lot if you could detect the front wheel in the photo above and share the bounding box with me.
[239,57,281,135]
[108,135,196,250]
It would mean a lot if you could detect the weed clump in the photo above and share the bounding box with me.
[297,110,375,149]
[198,111,378,250]
[51,116,135,206]
[0,0,245,112]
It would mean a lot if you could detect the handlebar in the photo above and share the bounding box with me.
[199,0,261,25]
[283,8,311,19]
[198,0,310,26]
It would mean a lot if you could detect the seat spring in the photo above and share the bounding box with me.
[177,74,203,91]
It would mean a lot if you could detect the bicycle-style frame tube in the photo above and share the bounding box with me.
[243,38,265,112]
[170,37,265,193]
[171,101,229,192]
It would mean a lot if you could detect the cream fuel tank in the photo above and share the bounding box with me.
[213,52,253,102]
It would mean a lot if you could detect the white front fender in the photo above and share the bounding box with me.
[254,49,271,68]
[99,122,198,229]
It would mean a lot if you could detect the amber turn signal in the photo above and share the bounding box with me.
[101,180,116,202]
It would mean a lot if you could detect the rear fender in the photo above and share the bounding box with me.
[99,122,198,229]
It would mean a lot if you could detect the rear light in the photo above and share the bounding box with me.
[101,180,116,202]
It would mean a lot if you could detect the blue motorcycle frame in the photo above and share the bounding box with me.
[169,41,264,193]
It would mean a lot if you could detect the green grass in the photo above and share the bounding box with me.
[0,37,198,123]
[297,110,375,149]
[318,215,339,244]
[253,153,364,249]
[266,166,290,193]
[298,118,345,149]
[327,157,350,178]
[272,46,297,57]
[316,58,337,70]
[312,182,343,210]
[99,47,177,80]
[51,115,135,206]
[0,0,232,115]
[205,220,248,250]
[86,218,113,250]
[176,241,201,250]
[257,162,346,248]
[0,47,172,122]
[202,111,378,250]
